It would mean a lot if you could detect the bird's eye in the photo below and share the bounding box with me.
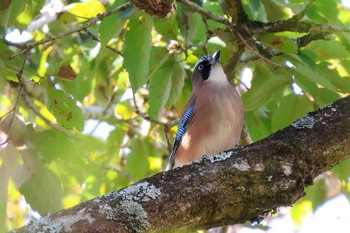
[198,64,204,70]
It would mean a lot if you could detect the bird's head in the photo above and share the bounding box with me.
[192,50,228,86]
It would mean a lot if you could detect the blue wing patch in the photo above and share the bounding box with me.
[175,105,195,141]
[165,105,195,170]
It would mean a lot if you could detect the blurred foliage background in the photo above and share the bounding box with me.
[1,0,350,232]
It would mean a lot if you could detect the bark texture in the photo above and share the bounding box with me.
[132,0,175,18]
[14,96,350,232]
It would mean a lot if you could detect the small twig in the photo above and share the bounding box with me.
[240,49,283,64]
[0,139,9,146]
[16,52,27,84]
[85,30,123,56]
[131,89,179,147]
[106,45,123,55]
[4,53,27,140]
[0,109,15,120]
[234,30,282,68]
[0,52,27,146]
[235,77,250,91]
[90,89,119,135]
[103,89,119,115]
[10,85,23,117]
[176,0,231,26]
[201,16,212,54]
[131,90,166,126]
[3,1,133,51]
[240,53,260,63]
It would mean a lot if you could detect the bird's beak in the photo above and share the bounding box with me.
[209,50,221,65]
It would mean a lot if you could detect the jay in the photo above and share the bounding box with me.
[166,50,244,170]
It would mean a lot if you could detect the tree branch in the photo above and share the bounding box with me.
[176,0,232,26]
[249,21,350,35]
[14,96,350,232]
[2,1,133,50]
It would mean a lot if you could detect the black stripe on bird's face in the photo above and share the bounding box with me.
[194,51,221,81]
[194,54,212,81]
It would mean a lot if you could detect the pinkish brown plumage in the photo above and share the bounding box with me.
[166,51,244,170]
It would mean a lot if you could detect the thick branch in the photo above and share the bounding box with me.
[14,96,350,232]
[249,21,350,35]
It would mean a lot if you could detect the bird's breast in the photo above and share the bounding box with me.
[174,85,244,167]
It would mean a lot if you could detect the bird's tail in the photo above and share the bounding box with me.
[165,143,178,171]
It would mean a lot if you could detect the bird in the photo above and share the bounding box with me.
[165,50,244,170]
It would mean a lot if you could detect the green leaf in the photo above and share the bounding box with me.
[289,53,342,107]
[248,61,272,87]
[0,0,44,30]
[176,77,192,112]
[166,59,185,108]
[260,0,291,21]
[31,130,80,163]
[191,12,207,44]
[123,14,153,91]
[99,2,125,50]
[292,59,320,97]
[290,200,312,227]
[154,14,178,40]
[32,0,46,16]
[316,62,350,94]
[303,178,327,210]
[259,33,298,54]
[176,7,206,43]
[271,94,313,132]
[242,0,266,21]
[0,146,17,230]
[289,57,338,92]
[330,76,350,93]
[315,88,340,106]
[307,0,339,25]
[148,46,170,78]
[288,0,308,3]
[305,37,350,60]
[0,163,9,233]
[0,0,25,28]
[148,60,173,120]
[126,138,149,180]
[0,44,22,81]
[16,3,31,26]
[245,110,272,142]
[1,145,21,180]
[46,88,84,131]
[203,1,223,29]
[106,124,128,156]
[243,74,291,111]
[19,164,63,215]
[331,157,350,182]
